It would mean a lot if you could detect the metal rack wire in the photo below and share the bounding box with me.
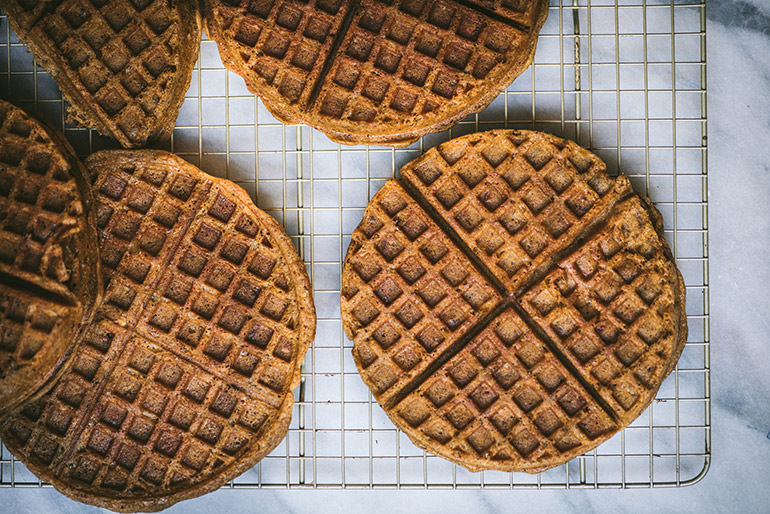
[0,0,709,490]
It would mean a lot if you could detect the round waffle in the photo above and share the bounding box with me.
[1,150,315,511]
[3,0,201,148]
[341,130,687,472]
[0,100,100,418]
[204,0,549,146]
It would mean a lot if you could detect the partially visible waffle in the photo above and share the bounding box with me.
[1,151,315,512]
[342,129,687,472]
[204,0,549,146]
[0,100,100,417]
[3,0,201,148]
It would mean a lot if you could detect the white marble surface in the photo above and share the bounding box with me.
[4,0,770,512]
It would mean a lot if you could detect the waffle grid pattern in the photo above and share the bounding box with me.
[402,129,627,291]
[346,181,502,407]
[4,0,198,147]
[0,285,79,409]
[1,0,709,490]
[520,197,684,418]
[0,101,86,298]
[314,0,525,121]
[0,288,64,365]
[405,310,617,469]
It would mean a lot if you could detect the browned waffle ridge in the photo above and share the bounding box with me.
[341,129,687,472]
[0,100,101,418]
[1,150,315,512]
[204,0,549,146]
[3,0,201,149]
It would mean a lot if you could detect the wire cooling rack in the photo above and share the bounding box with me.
[0,0,709,490]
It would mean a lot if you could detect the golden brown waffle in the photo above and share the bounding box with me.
[1,151,315,512]
[341,130,687,472]
[0,100,100,417]
[204,0,549,146]
[3,0,201,149]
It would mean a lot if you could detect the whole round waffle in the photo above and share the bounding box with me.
[3,0,201,148]
[204,0,549,146]
[1,151,315,512]
[0,100,100,418]
[341,130,687,472]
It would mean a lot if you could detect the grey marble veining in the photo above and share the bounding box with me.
[3,0,770,512]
